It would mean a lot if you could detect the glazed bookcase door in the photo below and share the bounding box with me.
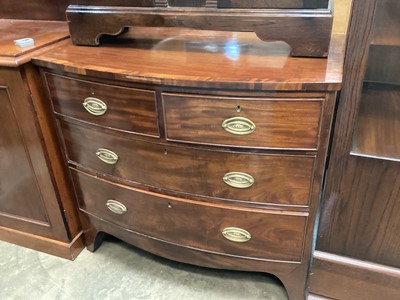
[311,1,400,299]
[351,0,400,161]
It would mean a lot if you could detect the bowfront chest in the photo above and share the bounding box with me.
[34,26,345,299]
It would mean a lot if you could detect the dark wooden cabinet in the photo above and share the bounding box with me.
[0,20,84,259]
[309,0,400,298]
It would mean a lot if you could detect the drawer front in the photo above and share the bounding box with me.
[45,73,159,137]
[72,169,307,262]
[163,93,323,149]
[60,121,315,206]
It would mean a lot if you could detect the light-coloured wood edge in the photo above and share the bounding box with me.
[0,38,70,68]
[308,293,332,300]
[0,226,85,260]
[309,250,400,299]
[326,0,354,83]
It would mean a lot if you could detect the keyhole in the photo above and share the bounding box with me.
[168,202,172,209]
[90,87,95,95]
[236,105,241,112]
[164,149,168,155]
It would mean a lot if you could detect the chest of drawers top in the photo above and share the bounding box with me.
[33,27,345,92]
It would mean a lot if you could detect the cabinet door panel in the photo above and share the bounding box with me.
[0,68,68,241]
[0,87,47,222]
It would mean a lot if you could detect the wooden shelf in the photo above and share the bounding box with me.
[351,82,400,160]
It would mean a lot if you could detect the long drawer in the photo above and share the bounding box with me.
[44,73,159,137]
[163,93,323,150]
[60,121,315,206]
[71,168,307,262]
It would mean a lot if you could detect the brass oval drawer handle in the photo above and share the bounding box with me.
[222,227,252,243]
[96,148,119,165]
[223,172,254,189]
[106,200,127,215]
[221,117,256,135]
[82,97,108,116]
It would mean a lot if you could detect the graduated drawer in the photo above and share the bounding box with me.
[44,73,159,137]
[72,169,307,262]
[163,93,323,150]
[60,121,315,206]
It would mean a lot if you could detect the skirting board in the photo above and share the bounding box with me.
[0,226,85,260]
[309,250,400,300]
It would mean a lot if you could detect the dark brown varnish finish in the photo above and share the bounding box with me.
[72,169,307,262]
[310,0,400,298]
[45,72,159,137]
[66,0,333,57]
[59,120,315,206]
[32,27,344,91]
[163,93,323,150]
[34,2,351,295]
[0,20,84,259]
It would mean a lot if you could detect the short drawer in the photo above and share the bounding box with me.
[44,73,159,137]
[72,169,307,262]
[163,93,323,149]
[60,121,315,206]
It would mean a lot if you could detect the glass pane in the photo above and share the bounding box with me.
[351,0,400,160]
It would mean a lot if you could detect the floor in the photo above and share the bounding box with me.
[0,236,288,300]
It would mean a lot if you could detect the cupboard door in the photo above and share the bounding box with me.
[0,68,68,241]
[318,0,400,267]
[351,0,400,161]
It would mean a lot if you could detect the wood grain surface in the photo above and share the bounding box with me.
[311,0,400,297]
[352,83,400,160]
[310,251,400,300]
[34,27,341,91]
[163,93,323,150]
[0,67,69,241]
[0,72,48,223]
[59,120,315,207]
[0,20,69,67]
[72,168,308,262]
[66,4,333,57]
[45,72,159,137]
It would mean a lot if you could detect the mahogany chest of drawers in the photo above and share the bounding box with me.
[33,27,345,299]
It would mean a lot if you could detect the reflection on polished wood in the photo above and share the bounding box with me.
[0,19,69,66]
[66,0,333,57]
[371,0,400,46]
[34,27,340,91]
[35,1,351,91]
[352,83,400,160]
[60,120,315,207]
[72,168,308,262]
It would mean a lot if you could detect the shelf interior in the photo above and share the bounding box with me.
[351,82,400,160]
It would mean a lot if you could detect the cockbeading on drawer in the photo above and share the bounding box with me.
[45,73,159,137]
